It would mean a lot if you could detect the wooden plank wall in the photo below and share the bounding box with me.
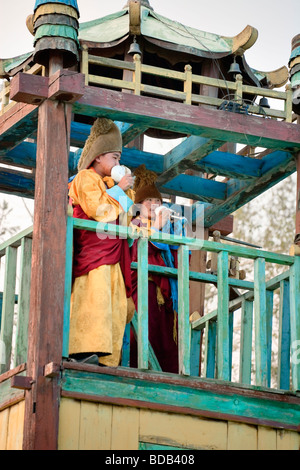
[0,401,25,450]
[58,398,300,451]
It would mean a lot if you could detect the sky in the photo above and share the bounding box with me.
[0,0,299,233]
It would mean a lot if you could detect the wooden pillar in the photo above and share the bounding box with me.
[296,146,300,238]
[22,98,71,450]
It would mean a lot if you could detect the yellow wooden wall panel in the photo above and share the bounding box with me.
[139,410,227,450]
[58,398,81,450]
[257,426,277,450]
[276,429,300,450]
[58,398,300,451]
[111,406,139,450]
[79,402,112,450]
[227,422,258,450]
[0,408,9,450]
[6,401,25,450]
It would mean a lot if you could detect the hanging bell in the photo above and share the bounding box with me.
[128,35,142,56]
[259,97,270,108]
[228,57,242,75]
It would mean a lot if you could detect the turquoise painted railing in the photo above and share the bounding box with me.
[0,227,32,374]
[0,218,299,394]
[63,217,300,392]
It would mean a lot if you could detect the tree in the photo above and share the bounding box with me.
[232,173,296,386]
[0,199,20,242]
[203,173,296,387]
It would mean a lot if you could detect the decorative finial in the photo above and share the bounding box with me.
[123,0,153,10]
[289,34,300,113]
[32,0,80,68]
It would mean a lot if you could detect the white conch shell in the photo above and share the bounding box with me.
[111,165,132,183]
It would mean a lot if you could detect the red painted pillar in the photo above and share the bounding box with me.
[22,98,71,450]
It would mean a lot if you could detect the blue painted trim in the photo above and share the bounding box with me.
[162,174,226,201]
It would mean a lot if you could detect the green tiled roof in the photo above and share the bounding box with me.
[0,52,33,75]
[78,6,233,56]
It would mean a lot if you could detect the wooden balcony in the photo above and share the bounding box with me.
[0,219,299,449]
[0,52,299,451]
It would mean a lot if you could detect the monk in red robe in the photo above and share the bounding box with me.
[129,165,179,373]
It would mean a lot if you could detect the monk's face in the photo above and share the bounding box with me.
[93,152,121,177]
[140,198,162,220]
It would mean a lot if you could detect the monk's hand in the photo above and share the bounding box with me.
[118,174,135,191]
[153,206,171,230]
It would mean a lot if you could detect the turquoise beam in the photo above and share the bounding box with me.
[162,174,227,202]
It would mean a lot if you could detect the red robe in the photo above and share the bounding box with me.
[130,217,179,373]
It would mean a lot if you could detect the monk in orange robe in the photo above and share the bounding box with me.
[68,118,135,366]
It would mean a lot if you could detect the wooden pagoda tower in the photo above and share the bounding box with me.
[0,0,299,451]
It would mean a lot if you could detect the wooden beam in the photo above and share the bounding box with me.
[161,174,227,202]
[4,140,262,180]
[119,122,149,146]
[208,215,234,236]
[0,103,38,155]
[196,150,261,179]
[0,167,35,198]
[73,85,300,150]
[156,136,223,185]
[61,364,300,431]
[203,151,296,227]
[10,71,85,105]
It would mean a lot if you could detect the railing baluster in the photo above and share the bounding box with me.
[278,279,290,390]
[184,65,192,105]
[203,320,216,379]
[254,257,268,387]
[284,83,293,123]
[190,327,201,376]
[217,250,230,381]
[235,74,243,104]
[239,299,253,385]
[14,237,32,366]
[266,289,274,387]
[137,237,148,369]
[0,246,17,373]
[81,45,89,85]
[178,245,191,375]
[121,323,131,367]
[131,312,162,371]
[133,54,142,96]
[289,256,300,391]
[229,311,234,382]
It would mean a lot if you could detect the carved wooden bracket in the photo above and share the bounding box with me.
[10,70,85,105]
